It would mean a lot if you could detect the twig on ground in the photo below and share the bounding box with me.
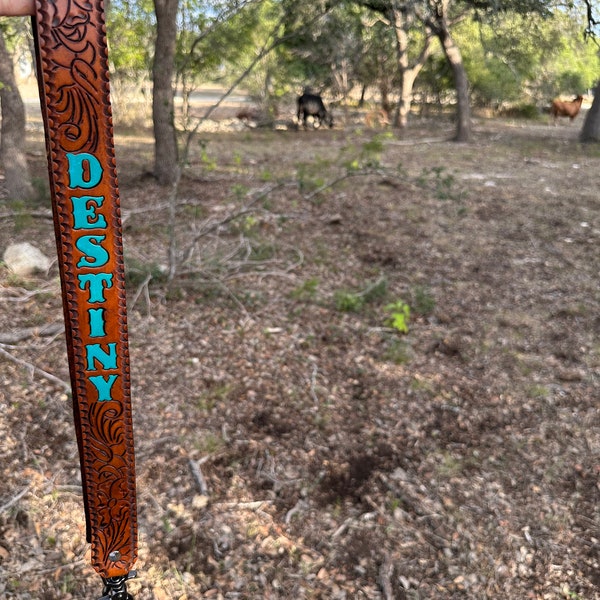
[189,458,209,496]
[0,283,59,302]
[0,344,70,392]
[0,322,63,344]
[332,516,354,539]
[284,499,307,525]
[0,483,32,514]
[18,559,86,575]
[308,363,319,406]
[128,273,153,315]
[378,554,395,600]
[212,500,273,510]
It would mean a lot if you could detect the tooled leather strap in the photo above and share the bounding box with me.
[32,0,138,582]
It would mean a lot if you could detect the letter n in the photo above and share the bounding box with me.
[86,343,118,370]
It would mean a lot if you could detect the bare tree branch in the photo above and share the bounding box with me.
[0,322,63,344]
[0,483,32,515]
[0,343,70,392]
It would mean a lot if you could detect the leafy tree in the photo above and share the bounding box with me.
[356,1,437,128]
[391,11,435,127]
[357,0,471,138]
[354,14,399,110]
[176,0,275,121]
[107,1,155,125]
[108,0,155,77]
[0,23,34,202]
[417,0,473,139]
[279,3,365,100]
[457,11,599,107]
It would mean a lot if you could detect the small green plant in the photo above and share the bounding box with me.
[297,159,329,197]
[363,277,388,303]
[334,290,364,312]
[195,431,223,454]
[291,277,319,301]
[334,277,388,312]
[199,139,217,171]
[125,257,167,287]
[385,300,411,333]
[562,586,583,600]
[417,166,459,201]
[526,384,549,399]
[8,200,32,232]
[383,338,412,364]
[32,176,50,206]
[230,183,249,200]
[6,273,37,289]
[240,215,259,235]
[341,133,392,172]
[260,169,273,181]
[359,135,385,168]
[249,242,275,261]
[412,285,435,315]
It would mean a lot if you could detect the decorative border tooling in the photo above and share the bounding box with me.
[34,0,138,580]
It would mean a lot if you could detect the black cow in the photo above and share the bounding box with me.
[297,93,333,129]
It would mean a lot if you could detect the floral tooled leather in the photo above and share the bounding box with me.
[33,0,138,579]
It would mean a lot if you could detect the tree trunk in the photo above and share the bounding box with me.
[0,30,35,201]
[580,81,600,143]
[392,8,433,129]
[423,0,472,141]
[152,0,179,185]
[437,24,471,142]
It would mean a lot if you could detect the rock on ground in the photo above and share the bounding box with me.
[2,242,51,276]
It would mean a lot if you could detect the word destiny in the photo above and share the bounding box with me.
[68,151,120,402]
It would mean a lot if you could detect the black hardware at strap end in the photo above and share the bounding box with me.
[99,571,137,600]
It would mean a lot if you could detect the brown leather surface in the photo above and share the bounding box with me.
[33,0,138,578]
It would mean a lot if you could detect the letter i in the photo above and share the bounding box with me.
[88,308,106,338]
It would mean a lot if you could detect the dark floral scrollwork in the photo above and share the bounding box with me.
[34,0,138,583]
[56,58,101,152]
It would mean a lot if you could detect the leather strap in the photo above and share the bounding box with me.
[33,0,138,580]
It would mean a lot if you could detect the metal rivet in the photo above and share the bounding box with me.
[108,550,121,562]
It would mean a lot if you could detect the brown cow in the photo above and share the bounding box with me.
[364,108,391,129]
[550,95,584,124]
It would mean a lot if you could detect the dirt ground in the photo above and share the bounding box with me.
[1,111,600,599]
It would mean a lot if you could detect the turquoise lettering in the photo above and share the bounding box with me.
[71,196,107,229]
[78,272,113,303]
[67,152,103,189]
[88,308,106,338]
[76,235,109,268]
[89,374,119,401]
[86,342,118,370]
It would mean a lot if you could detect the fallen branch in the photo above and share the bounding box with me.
[0,343,70,392]
[212,500,273,511]
[284,499,307,524]
[0,322,63,344]
[308,363,319,406]
[0,482,32,514]
[378,554,395,600]
[0,210,53,220]
[128,273,153,315]
[0,284,59,302]
[189,458,209,496]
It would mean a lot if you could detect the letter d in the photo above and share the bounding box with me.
[67,152,103,189]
